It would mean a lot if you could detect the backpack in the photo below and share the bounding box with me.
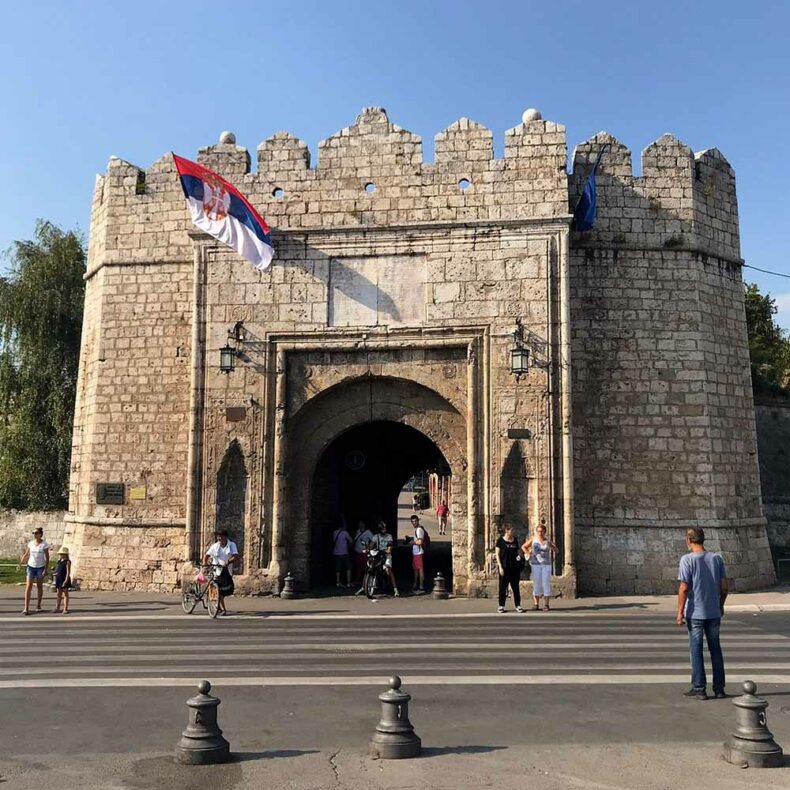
[418,526,431,551]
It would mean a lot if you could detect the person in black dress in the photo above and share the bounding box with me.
[495,525,524,613]
[53,547,72,614]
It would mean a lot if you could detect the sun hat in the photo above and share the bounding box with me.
[57,546,69,555]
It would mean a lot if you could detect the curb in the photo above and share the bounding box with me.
[726,603,790,613]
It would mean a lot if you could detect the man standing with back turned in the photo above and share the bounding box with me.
[676,527,729,700]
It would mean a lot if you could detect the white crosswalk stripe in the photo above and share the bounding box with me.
[0,611,787,688]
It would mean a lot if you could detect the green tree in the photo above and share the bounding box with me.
[744,283,790,394]
[0,221,85,509]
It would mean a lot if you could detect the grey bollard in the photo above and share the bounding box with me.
[175,681,231,765]
[432,572,449,600]
[369,676,421,759]
[722,681,784,768]
[280,572,297,599]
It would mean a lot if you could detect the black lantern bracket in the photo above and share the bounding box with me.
[510,318,531,377]
[219,321,246,374]
[510,318,550,378]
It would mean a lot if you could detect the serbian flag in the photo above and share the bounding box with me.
[173,154,274,271]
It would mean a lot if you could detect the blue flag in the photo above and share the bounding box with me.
[572,145,609,232]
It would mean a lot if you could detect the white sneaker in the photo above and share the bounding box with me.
[497,606,505,613]
[516,606,525,613]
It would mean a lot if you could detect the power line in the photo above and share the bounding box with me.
[743,264,790,280]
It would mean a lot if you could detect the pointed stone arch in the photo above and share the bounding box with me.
[500,442,534,537]
[215,440,248,567]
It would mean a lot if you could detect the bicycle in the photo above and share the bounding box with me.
[362,548,394,599]
[181,565,222,618]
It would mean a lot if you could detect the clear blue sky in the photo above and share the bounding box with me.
[2,1,789,327]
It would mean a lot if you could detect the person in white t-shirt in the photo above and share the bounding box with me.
[373,521,399,597]
[203,530,239,616]
[407,515,427,594]
[20,528,50,615]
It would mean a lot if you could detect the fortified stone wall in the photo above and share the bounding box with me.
[754,394,790,558]
[0,511,65,559]
[569,133,774,593]
[68,106,774,595]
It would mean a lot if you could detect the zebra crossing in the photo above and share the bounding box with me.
[0,609,788,688]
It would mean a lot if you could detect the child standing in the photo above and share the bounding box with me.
[53,547,72,614]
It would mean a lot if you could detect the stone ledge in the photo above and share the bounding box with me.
[65,515,186,528]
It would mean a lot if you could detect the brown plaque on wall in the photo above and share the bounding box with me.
[226,407,247,422]
[96,482,125,505]
[507,428,532,440]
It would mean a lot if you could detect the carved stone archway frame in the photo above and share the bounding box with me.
[267,330,488,594]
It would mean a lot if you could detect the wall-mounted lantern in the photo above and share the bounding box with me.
[219,321,246,374]
[219,343,236,374]
[510,344,530,375]
[510,318,531,376]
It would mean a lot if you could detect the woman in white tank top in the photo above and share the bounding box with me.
[522,523,557,611]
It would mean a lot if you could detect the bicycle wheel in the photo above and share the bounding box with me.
[181,582,198,614]
[206,581,220,618]
[364,571,377,599]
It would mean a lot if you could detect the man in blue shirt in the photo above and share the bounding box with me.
[677,527,729,700]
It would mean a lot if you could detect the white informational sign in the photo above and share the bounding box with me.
[329,256,427,327]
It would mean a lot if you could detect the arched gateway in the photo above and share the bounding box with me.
[286,376,466,587]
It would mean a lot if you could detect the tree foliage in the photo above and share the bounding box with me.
[744,283,790,394]
[0,221,85,509]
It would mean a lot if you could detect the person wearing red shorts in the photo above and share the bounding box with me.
[436,500,449,535]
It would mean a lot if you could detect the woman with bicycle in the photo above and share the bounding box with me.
[203,530,238,616]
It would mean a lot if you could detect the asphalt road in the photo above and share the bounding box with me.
[0,607,788,788]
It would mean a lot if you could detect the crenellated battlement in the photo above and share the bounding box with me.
[569,131,739,260]
[87,107,741,271]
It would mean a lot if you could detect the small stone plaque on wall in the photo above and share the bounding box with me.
[129,486,147,500]
[226,407,247,422]
[96,482,125,505]
[507,428,532,440]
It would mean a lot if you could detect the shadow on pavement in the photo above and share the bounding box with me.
[126,755,243,789]
[232,749,319,762]
[421,745,508,757]
[553,603,658,611]
[244,610,347,617]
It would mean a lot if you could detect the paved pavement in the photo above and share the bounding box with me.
[0,604,789,688]
[0,586,788,788]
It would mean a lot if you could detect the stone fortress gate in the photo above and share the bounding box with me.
[65,107,776,596]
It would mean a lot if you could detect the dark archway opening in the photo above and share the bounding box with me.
[310,420,452,589]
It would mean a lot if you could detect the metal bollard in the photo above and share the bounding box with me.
[432,572,449,600]
[369,676,422,759]
[722,680,784,768]
[280,572,297,599]
[175,680,231,765]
